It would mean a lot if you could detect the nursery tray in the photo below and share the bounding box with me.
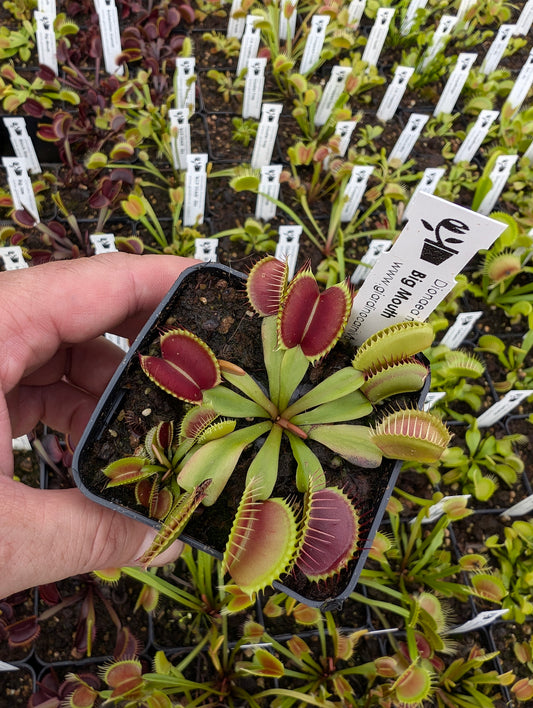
[73,262,430,611]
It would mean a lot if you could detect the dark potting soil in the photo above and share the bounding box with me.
[75,264,422,605]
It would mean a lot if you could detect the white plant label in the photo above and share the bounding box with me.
[348,0,366,26]
[481,24,515,75]
[476,390,533,428]
[403,167,446,222]
[422,391,446,411]
[524,138,533,163]
[345,193,506,344]
[362,8,395,68]
[95,0,124,76]
[0,245,27,270]
[350,239,391,284]
[388,113,429,165]
[2,157,39,222]
[276,225,301,280]
[279,0,298,41]
[340,165,374,223]
[242,57,266,119]
[104,333,129,352]
[194,238,218,262]
[227,0,245,39]
[457,0,476,22]
[300,15,330,74]
[12,435,32,451]
[3,117,41,174]
[255,163,282,220]
[420,15,457,71]
[315,66,351,128]
[502,493,533,518]
[515,0,533,35]
[34,11,58,75]
[434,53,477,116]
[168,108,191,171]
[506,48,533,113]
[376,65,414,122]
[416,494,471,525]
[447,610,508,635]
[183,153,208,226]
[476,154,518,216]
[439,311,482,349]
[453,109,499,164]
[175,57,196,114]
[90,233,117,254]
[38,0,56,17]
[401,0,428,35]
[236,15,261,76]
[251,103,283,169]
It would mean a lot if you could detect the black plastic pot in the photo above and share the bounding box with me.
[72,262,430,610]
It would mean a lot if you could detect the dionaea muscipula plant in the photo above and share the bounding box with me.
[102,256,450,601]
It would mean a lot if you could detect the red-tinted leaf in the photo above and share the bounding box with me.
[300,283,352,360]
[139,356,204,403]
[114,627,141,660]
[7,616,40,647]
[103,457,153,487]
[279,271,319,349]
[246,256,288,316]
[38,582,62,606]
[160,330,220,391]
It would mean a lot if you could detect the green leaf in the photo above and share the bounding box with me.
[203,385,271,419]
[221,367,278,417]
[290,390,372,425]
[305,424,382,467]
[287,431,326,492]
[282,367,365,419]
[245,424,282,500]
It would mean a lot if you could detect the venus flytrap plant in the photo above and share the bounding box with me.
[99,256,448,602]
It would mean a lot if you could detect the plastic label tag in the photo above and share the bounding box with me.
[422,391,446,411]
[412,494,471,525]
[38,0,56,16]
[315,66,351,128]
[388,113,429,165]
[362,7,395,68]
[434,53,477,116]
[168,108,191,170]
[276,225,301,280]
[34,11,58,75]
[104,333,129,352]
[12,435,32,451]
[0,246,27,270]
[376,65,415,122]
[236,15,261,76]
[279,0,298,41]
[95,0,124,75]
[457,0,475,22]
[90,233,117,254]
[524,138,533,163]
[194,238,218,262]
[184,154,207,226]
[242,57,266,119]
[300,15,330,74]
[175,57,196,114]
[476,154,518,216]
[3,117,41,174]
[439,311,482,349]
[251,103,283,169]
[420,15,457,71]
[2,157,39,222]
[453,109,499,164]
[340,165,374,223]
[502,493,533,518]
[447,610,507,635]
[506,48,533,113]
[345,193,507,344]
[348,0,366,25]
[255,164,282,221]
[515,0,533,35]
[403,167,446,222]
[227,0,245,39]
[0,661,18,671]
[481,24,515,75]
[350,239,391,284]
[476,389,533,428]
[401,0,428,35]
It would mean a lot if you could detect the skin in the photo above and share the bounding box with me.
[0,253,197,598]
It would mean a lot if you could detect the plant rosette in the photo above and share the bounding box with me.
[72,259,447,609]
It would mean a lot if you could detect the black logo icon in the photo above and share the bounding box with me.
[420,217,469,265]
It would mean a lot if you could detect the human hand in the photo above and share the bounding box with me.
[0,253,196,597]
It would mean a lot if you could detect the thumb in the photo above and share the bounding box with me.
[0,477,183,598]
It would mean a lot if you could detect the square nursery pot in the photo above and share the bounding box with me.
[73,262,430,611]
